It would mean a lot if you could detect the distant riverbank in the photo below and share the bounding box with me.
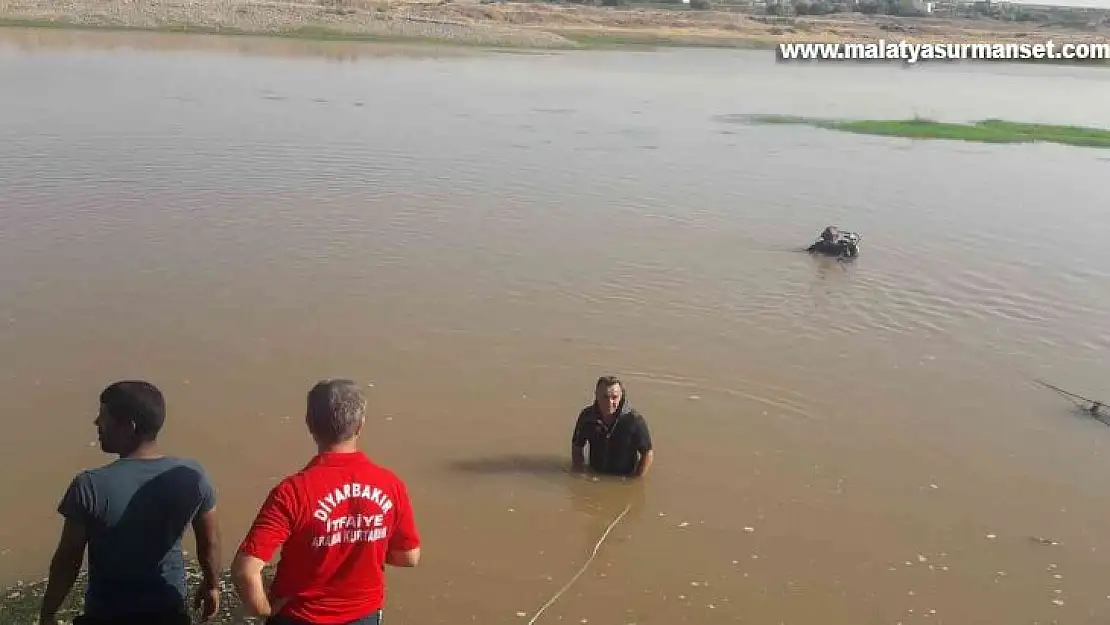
[3,0,1110,51]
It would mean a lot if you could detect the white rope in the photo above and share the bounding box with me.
[525,501,634,625]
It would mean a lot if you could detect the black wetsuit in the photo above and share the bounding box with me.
[807,239,858,258]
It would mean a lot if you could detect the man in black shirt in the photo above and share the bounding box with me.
[571,376,654,478]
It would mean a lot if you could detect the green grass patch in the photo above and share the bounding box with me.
[555,29,761,50]
[0,18,768,52]
[0,19,580,51]
[744,114,1110,149]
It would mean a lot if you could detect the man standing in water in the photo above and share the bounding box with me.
[39,381,222,625]
[231,379,421,625]
[571,376,654,478]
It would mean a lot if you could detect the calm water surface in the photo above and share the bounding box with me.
[1,26,1110,625]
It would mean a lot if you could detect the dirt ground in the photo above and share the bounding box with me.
[2,0,1108,49]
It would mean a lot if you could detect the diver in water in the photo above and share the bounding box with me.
[806,226,860,259]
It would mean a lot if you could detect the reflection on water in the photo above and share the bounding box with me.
[1,25,1110,625]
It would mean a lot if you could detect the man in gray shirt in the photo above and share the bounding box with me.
[38,380,222,625]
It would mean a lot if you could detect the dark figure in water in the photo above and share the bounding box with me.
[806,226,860,259]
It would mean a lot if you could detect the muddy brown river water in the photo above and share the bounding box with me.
[2,26,1110,625]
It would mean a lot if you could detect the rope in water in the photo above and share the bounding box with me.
[525,501,633,625]
[1033,378,1104,414]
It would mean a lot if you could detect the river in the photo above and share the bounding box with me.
[2,25,1110,625]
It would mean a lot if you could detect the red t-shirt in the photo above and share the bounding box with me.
[238,451,420,624]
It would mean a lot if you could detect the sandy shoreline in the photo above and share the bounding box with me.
[2,0,1110,51]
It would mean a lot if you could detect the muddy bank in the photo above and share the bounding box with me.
[0,0,580,48]
[0,563,273,625]
[2,0,1109,50]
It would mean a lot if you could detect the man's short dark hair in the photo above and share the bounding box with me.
[306,379,367,446]
[100,380,166,441]
[596,375,623,392]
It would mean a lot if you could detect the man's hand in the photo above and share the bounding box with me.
[193,581,220,622]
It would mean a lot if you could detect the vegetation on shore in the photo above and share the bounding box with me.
[0,563,274,625]
[743,114,1110,149]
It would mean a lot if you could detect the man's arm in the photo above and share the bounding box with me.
[231,553,273,617]
[231,483,295,618]
[633,415,654,478]
[40,475,92,624]
[571,444,586,472]
[193,507,221,585]
[571,410,589,472]
[386,481,421,568]
[192,473,222,590]
[39,518,87,624]
[191,505,222,621]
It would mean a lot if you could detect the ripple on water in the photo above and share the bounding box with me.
[619,369,817,422]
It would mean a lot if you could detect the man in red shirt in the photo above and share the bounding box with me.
[231,379,421,625]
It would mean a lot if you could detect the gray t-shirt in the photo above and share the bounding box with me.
[57,456,216,618]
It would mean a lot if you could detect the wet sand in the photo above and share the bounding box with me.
[2,27,1110,625]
